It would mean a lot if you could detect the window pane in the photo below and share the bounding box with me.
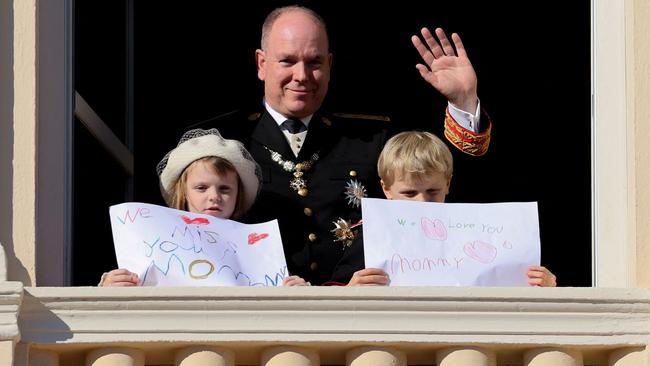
[72,118,130,285]
[75,1,128,143]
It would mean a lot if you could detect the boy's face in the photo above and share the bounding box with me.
[381,172,450,203]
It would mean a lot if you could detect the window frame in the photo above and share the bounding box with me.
[29,0,631,286]
[591,0,634,287]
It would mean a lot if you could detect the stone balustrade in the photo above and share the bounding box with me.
[0,286,646,365]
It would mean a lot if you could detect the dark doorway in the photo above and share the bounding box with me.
[73,1,591,286]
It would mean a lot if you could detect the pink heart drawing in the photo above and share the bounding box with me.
[248,232,269,245]
[464,241,497,264]
[421,217,447,241]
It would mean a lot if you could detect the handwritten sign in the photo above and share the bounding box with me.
[361,198,540,286]
[109,203,288,286]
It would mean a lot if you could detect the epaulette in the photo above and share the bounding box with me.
[331,113,391,122]
[247,112,262,121]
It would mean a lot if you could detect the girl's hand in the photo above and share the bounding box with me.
[283,275,310,286]
[99,268,139,287]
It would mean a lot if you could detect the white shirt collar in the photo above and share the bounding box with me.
[264,101,313,128]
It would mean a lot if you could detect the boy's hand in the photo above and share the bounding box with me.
[527,266,557,287]
[99,268,139,287]
[283,275,310,286]
[347,268,390,286]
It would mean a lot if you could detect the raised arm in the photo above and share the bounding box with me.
[411,27,478,113]
[412,27,490,156]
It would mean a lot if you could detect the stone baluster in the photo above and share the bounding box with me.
[86,347,144,366]
[346,346,406,366]
[261,346,319,366]
[608,347,646,366]
[175,346,234,366]
[524,348,583,366]
[437,347,496,366]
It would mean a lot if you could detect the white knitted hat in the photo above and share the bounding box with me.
[156,129,262,213]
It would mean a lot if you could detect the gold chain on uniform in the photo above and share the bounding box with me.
[263,146,320,197]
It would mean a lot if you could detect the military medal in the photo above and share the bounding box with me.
[264,146,319,197]
[344,179,367,208]
[331,218,363,249]
[329,179,367,248]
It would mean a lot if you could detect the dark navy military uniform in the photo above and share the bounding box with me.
[199,109,387,285]
[194,107,490,285]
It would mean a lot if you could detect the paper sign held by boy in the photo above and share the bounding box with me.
[109,202,288,286]
[362,198,540,286]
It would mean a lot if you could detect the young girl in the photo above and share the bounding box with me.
[100,128,307,287]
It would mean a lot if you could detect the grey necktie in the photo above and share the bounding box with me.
[282,118,305,134]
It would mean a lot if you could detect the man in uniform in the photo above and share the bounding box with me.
[200,5,490,285]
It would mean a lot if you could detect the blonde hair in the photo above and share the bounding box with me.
[378,131,453,186]
[169,156,247,220]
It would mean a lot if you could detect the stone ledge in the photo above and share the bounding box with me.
[17,287,650,347]
[0,282,24,342]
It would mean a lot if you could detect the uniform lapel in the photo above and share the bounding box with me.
[250,110,295,159]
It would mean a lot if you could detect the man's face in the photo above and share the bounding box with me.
[381,172,451,203]
[256,11,332,118]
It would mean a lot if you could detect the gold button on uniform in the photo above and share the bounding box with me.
[349,170,357,177]
[310,262,318,271]
[308,233,317,242]
[304,207,313,216]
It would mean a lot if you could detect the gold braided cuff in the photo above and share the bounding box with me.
[443,108,491,156]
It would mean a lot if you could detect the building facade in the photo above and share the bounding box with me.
[1,0,650,365]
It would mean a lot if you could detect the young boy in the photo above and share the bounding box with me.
[326,131,556,287]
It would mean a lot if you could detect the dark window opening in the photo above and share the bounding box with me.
[73,1,591,286]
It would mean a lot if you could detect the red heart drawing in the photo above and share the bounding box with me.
[180,215,210,225]
[464,241,497,264]
[248,232,269,245]
[420,217,447,241]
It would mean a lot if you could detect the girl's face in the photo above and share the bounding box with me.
[184,160,239,219]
